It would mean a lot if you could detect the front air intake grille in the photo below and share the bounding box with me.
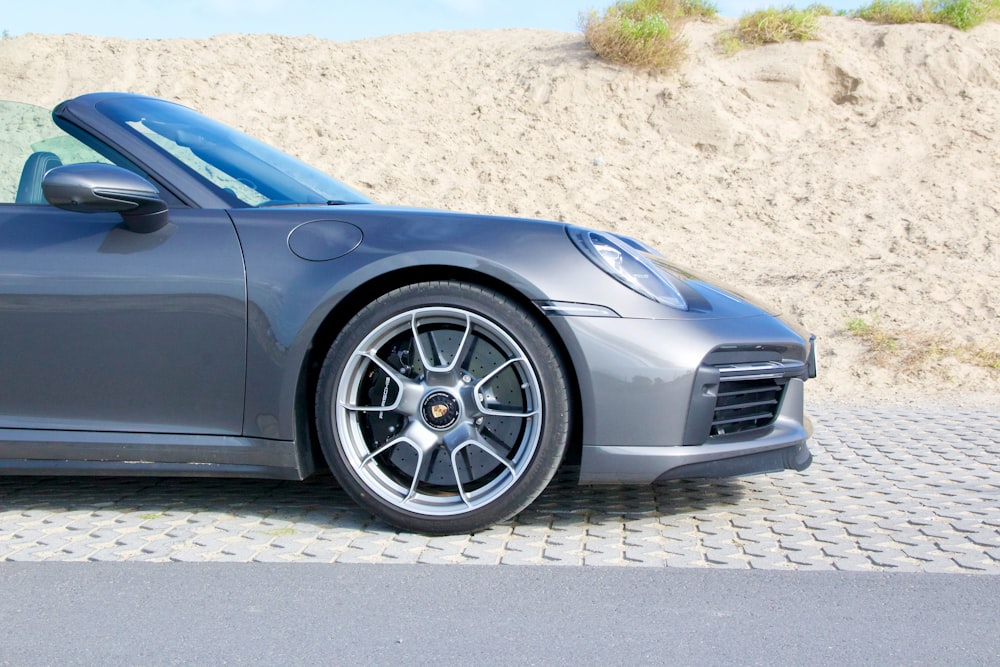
[711,377,783,436]
[708,360,806,437]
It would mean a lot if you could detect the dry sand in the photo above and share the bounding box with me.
[1,17,997,408]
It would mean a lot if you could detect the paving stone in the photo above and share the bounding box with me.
[1,403,999,572]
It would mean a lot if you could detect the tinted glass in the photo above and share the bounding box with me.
[98,97,372,208]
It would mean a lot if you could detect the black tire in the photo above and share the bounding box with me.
[315,281,570,535]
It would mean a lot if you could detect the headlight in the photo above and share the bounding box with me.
[567,226,687,310]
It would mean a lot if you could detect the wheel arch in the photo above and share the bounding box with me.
[293,264,584,472]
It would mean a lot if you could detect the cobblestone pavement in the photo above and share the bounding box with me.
[0,404,997,571]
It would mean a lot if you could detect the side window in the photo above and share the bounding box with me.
[0,100,113,205]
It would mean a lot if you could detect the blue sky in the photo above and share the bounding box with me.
[2,0,861,41]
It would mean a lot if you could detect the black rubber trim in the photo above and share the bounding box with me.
[654,441,812,481]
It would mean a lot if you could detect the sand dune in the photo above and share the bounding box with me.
[1,17,997,406]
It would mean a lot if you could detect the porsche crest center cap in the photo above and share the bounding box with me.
[422,392,460,430]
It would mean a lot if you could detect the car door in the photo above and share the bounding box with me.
[0,101,247,435]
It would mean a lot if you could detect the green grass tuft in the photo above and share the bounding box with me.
[846,317,899,355]
[581,0,718,73]
[851,0,1000,29]
[852,0,936,23]
[717,5,822,52]
[846,316,1000,374]
[682,0,721,18]
[609,0,719,20]
[805,3,836,14]
[934,0,1000,28]
[735,6,821,44]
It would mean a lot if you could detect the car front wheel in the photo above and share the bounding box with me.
[315,281,571,535]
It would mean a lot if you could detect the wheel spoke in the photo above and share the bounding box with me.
[448,315,475,373]
[403,447,436,504]
[474,358,539,418]
[452,437,518,500]
[410,312,437,372]
[410,311,473,374]
[479,405,539,418]
[360,436,418,468]
[476,356,523,387]
[450,448,472,507]
[339,351,422,416]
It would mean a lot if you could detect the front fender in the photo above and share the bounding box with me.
[229,207,596,441]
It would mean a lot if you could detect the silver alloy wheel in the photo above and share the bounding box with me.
[334,306,543,516]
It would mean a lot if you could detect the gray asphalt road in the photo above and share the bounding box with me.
[1,563,998,665]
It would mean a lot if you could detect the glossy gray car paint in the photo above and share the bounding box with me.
[0,206,246,434]
[0,92,813,487]
[228,204,812,484]
[578,380,809,483]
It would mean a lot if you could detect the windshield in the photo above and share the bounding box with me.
[97,97,372,207]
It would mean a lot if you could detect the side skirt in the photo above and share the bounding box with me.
[0,428,314,481]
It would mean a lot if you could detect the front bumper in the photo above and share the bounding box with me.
[579,378,810,484]
[545,314,814,485]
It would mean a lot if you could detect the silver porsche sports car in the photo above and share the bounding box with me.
[0,93,816,534]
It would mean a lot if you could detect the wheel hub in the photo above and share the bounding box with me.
[421,391,461,430]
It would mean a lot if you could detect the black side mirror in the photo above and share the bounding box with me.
[42,163,169,234]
